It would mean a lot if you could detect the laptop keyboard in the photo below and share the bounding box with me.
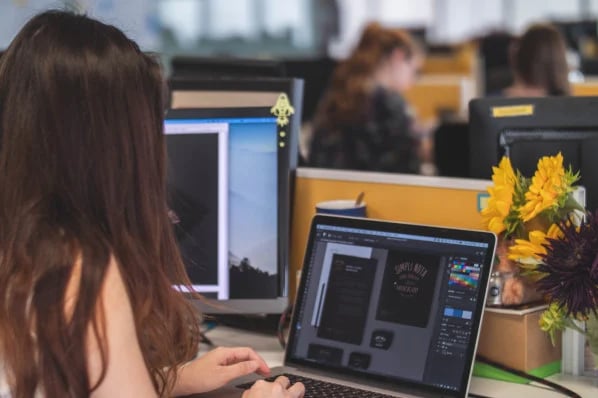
[236,373,397,397]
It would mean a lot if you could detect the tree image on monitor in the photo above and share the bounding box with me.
[229,255,277,299]
[376,250,440,328]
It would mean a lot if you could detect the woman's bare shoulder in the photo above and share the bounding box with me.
[64,255,157,397]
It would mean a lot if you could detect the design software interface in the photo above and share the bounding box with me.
[290,224,490,392]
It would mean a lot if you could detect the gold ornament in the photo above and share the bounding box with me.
[270,93,294,127]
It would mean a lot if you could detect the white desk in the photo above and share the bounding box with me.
[201,325,598,398]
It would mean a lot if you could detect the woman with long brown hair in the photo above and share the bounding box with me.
[308,22,423,173]
[0,10,303,398]
[504,23,571,97]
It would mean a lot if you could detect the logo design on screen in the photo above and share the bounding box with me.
[392,261,430,297]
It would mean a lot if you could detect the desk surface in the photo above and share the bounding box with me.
[201,325,598,398]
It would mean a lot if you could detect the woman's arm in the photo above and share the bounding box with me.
[84,259,158,397]
[71,258,302,397]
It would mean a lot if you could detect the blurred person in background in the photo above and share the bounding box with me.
[307,22,425,174]
[503,23,571,97]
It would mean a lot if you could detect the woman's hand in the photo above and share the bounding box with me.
[173,346,271,395]
[242,375,305,398]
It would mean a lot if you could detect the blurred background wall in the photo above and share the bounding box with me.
[3,0,598,60]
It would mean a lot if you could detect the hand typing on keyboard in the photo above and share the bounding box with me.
[242,375,305,398]
[239,374,394,397]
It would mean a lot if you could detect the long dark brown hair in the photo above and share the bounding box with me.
[511,23,571,96]
[0,11,199,397]
[313,22,419,132]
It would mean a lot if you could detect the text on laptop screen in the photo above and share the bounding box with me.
[289,221,492,393]
[164,116,279,300]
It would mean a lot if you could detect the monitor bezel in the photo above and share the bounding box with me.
[164,107,297,314]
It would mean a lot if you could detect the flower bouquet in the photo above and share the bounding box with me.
[481,152,598,368]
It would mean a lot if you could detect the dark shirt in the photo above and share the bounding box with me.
[308,87,420,174]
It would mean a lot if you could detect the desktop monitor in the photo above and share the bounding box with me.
[433,120,469,178]
[168,76,304,162]
[170,56,286,80]
[164,107,298,314]
[282,57,337,123]
[469,96,598,211]
[553,19,598,53]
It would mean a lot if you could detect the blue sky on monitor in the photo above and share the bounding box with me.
[229,121,278,275]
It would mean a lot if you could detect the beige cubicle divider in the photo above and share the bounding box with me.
[421,43,479,76]
[289,168,492,300]
[171,90,281,109]
[572,78,598,97]
[403,74,476,122]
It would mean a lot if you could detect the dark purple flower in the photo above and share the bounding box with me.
[537,211,598,318]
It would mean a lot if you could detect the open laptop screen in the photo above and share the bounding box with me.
[287,215,496,397]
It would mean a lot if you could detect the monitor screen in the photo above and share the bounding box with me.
[164,107,297,314]
[469,96,598,211]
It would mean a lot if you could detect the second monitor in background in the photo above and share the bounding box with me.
[170,56,286,80]
[469,96,598,212]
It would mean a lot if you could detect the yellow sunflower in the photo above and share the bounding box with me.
[507,223,562,268]
[519,153,571,222]
[481,157,517,235]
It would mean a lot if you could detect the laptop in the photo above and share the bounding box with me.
[207,214,497,398]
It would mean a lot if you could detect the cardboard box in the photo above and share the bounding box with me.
[477,305,561,373]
